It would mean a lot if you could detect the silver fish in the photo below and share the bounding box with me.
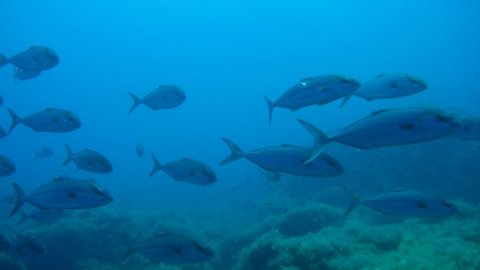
[344,188,458,218]
[136,143,144,158]
[18,209,67,225]
[0,233,10,252]
[0,155,15,177]
[0,46,59,71]
[299,107,461,163]
[35,146,54,159]
[220,138,343,177]
[342,73,427,106]
[149,153,216,185]
[124,233,214,264]
[265,75,360,123]
[63,145,112,174]
[128,85,186,114]
[9,234,45,261]
[449,114,480,141]
[8,108,81,134]
[9,176,113,217]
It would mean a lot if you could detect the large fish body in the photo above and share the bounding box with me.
[63,145,113,174]
[265,75,360,123]
[449,114,480,140]
[0,46,59,71]
[128,85,186,114]
[8,108,81,134]
[0,155,16,177]
[344,190,458,218]
[220,138,343,177]
[125,233,214,264]
[298,108,461,163]
[9,176,113,217]
[150,153,216,185]
[354,74,427,101]
[14,68,42,81]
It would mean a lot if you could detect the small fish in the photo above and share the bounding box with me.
[298,107,461,163]
[35,146,54,159]
[343,188,458,218]
[124,233,214,264]
[449,114,480,141]
[14,68,42,81]
[0,94,3,105]
[341,74,427,106]
[220,139,343,177]
[149,153,216,185]
[9,234,45,261]
[63,145,112,174]
[0,233,10,252]
[8,108,81,134]
[0,46,59,72]
[265,75,360,123]
[18,209,67,225]
[9,176,113,217]
[128,85,186,114]
[0,126,6,139]
[0,155,16,177]
[136,143,144,158]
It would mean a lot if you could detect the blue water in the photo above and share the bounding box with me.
[1,1,480,269]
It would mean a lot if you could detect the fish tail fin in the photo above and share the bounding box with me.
[128,91,141,114]
[122,235,133,262]
[7,108,22,134]
[264,95,275,125]
[149,152,163,177]
[297,119,329,164]
[0,53,7,68]
[219,138,244,165]
[341,185,359,217]
[9,183,26,217]
[339,93,355,108]
[62,144,74,166]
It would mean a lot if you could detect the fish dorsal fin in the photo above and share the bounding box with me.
[370,109,390,116]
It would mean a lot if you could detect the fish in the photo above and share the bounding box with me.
[128,85,186,114]
[298,107,461,163]
[136,142,144,158]
[343,188,459,218]
[0,233,10,252]
[18,209,67,225]
[0,126,6,139]
[7,108,81,134]
[0,94,3,105]
[63,144,113,174]
[448,114,480,141]
[341,74,427,106]
[0,46,59,71]
[9,176,113,217]
[35,146,54,159]
[149,153,216,185]
[124,232,214,264]
[219,138,343,177]
[14,68,42,81]
[9,234,45,261]
[264,75,360,123]
[0,155,16,177]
